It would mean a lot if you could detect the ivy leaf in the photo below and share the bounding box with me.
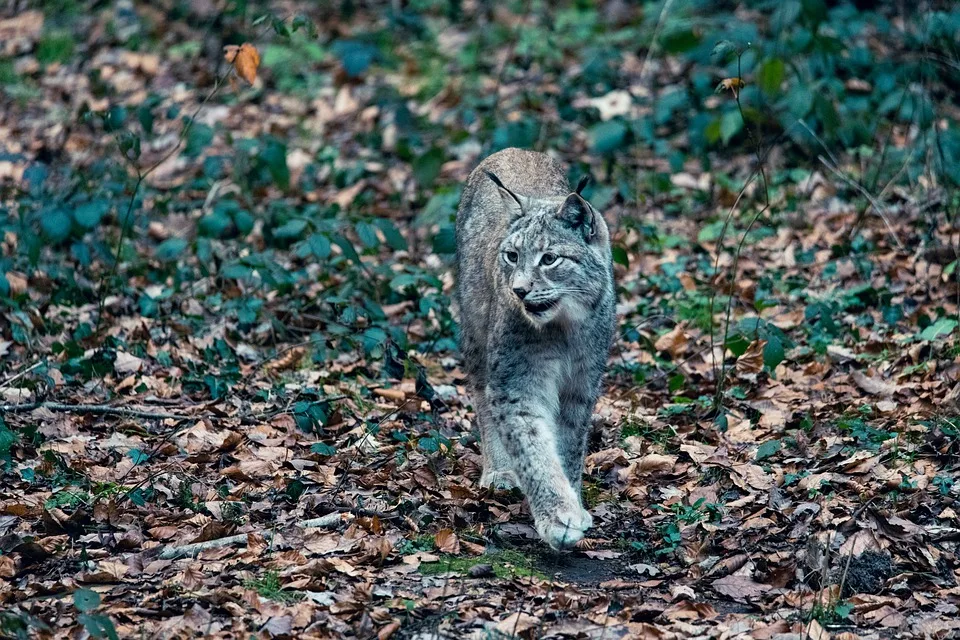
[590,120,627,154]
[74,201,109,229]
[757,58,785,97]
[155,238,187,261]
[756,439,781,461]
[720,110,743,144]
[920,317,957,341]
[74,588,101,613]
[710,40,738,64]
[41,207,72,242]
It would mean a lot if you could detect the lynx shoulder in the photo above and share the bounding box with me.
[455,148,615,549]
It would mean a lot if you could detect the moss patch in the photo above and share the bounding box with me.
[419,549,546,580]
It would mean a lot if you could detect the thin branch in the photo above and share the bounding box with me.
[156,512,349,560]
[817,154,906,250]
[0,402,190,421]
[0,359,44,390]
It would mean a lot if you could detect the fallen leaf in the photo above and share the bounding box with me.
[434,529,460,554]
[851,370,897,396]
[736,339,766,375]
[223,42,260,85]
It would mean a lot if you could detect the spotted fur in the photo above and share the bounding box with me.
[455,148,616,549]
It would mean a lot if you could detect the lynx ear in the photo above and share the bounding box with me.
[558,192,596,240]
[484,170,526,219]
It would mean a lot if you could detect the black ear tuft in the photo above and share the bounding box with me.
[484,170,525,217]
[484,170,508,191]
[575,175,590,195]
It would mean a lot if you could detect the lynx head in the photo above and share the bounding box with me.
[486,171,612,327]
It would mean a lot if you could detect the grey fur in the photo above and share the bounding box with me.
[455,148,616,549]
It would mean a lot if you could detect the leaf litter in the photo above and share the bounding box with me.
[0,2,959,640]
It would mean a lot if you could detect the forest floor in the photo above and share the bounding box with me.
[1,3,960,640]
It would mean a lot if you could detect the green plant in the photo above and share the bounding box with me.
[73,589,118,640]
[243,570,303,604]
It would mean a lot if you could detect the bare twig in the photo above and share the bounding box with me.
[0,402,189,421]
[817,154,906,250]
[156,512,349,560]
[0,359,44,390]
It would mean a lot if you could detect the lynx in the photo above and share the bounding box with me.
[455,148,616,549]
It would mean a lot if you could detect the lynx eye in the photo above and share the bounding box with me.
[504,250,519,264]
[540,252,559,266]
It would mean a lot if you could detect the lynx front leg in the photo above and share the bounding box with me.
[473,392,518,489]
[487,386,591,549]
[557,388,598,527]
[557,388,597,493]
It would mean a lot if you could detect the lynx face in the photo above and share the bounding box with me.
[497,195,609,327]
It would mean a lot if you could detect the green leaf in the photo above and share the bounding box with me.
[786,84,814,118]
[920,317,957,341]
[756,58,785,97]
[413,147,444,188]
[611,245,629,267]
[720,110,743,145]
[375,218,407,251]
[432,226,456,254]
[74,588,101,613]
[355,221,379,249]
[725,333,750,357]
[155,238,187,261]
[814,92,839,134]
[78,613,119,640]
[710,40,737,65]
[103,105,127,132]
[590,120,627,154]
[756,439,781,461]
[310,442,336,456]
[306,233,331,259]
[333,233,361,263]
[274,219,308,239]
[262,139,290,190]
[41,207,72,242]
[128,449,150,465]
[74,201,109,229]
[763,335,785,370]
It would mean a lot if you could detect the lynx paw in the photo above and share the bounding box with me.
[535,506,593,550]
[479,469,519,490]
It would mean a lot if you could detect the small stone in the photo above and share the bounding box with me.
[468,563,494,578]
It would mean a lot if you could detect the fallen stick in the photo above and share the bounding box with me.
[157,512,349,560]
[0,402,189,421]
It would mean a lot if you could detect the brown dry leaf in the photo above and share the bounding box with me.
[851,370,897,396]
[654,325,688,357]
[633,453,678,475]
[663,600,718,621]
[0,554,16,578]
[711,574,772,602]
[4,271,27,295]
[373,387,406,402]
[223,43,261,85]
[736,339,766,375]
[434,529,460,554]
[377,621,401,640]
[180,563,205,590]
[265,347,305,372]
[716,77,746,97]
[495,612,540,636]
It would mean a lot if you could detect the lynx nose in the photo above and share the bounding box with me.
[512,285,531,300]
